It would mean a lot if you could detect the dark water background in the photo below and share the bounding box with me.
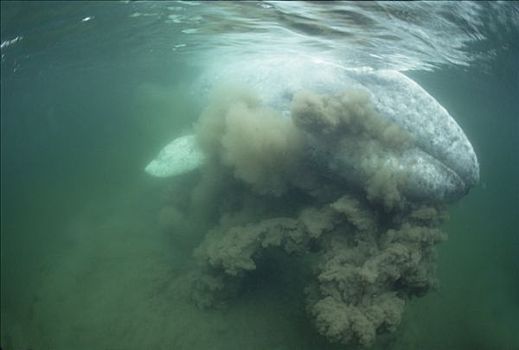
[1,2,518,349]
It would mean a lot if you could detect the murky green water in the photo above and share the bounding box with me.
[1,2,518,350]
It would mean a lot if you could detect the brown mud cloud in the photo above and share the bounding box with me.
[164,86,449,347]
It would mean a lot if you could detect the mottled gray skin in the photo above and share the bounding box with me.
[349,70,479,201]
[197,56,479,202]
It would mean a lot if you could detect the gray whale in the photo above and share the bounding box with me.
[146,55,479,203]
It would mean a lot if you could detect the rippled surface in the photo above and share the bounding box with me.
[2,1,518,73]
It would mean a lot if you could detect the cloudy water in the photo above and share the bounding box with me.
[1,2,518,350]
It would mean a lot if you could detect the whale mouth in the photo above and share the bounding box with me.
[351,70,480,190]
[339,70,479,202]
[288,87,478,205]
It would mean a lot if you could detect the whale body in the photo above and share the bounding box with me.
[145,55,479,202]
